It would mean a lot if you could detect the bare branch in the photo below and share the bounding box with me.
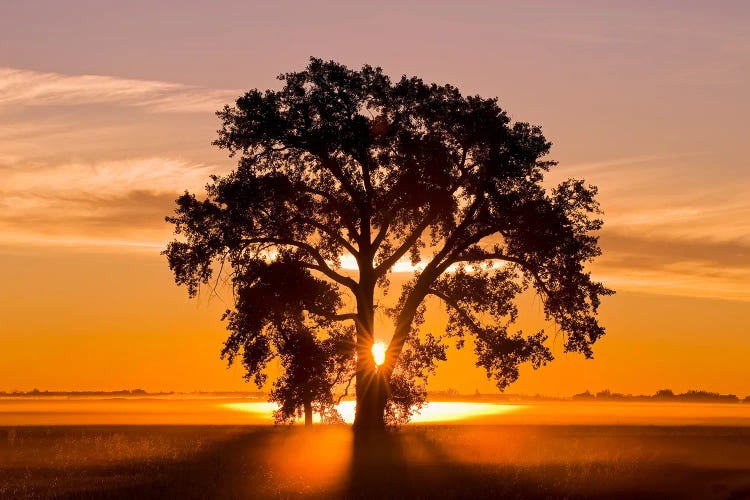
[371,210,392,251]
[305,305,358,323]
[336,373,356,405]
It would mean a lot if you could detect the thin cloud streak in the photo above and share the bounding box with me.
[0,67,238,113]
[0,234,165,252]
[552,154,689,176]
[1,157,219,196]
[595,267,750,303]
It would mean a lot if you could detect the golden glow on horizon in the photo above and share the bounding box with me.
[372,341,387,366]
[408,402,523,423]
[5,399,750,426]
[221,401,524,424]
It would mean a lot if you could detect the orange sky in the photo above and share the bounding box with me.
[1,1,748,395]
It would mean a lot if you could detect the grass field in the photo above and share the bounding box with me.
[3,424,750,499]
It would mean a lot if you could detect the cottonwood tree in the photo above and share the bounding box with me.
[164,58,613,431]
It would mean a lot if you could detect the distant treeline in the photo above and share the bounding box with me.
[0,389,266,397]
[0,389,168,397]
[428,389,750,404]
[573,389,749,404]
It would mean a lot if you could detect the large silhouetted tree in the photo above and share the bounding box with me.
[164,57,613,431]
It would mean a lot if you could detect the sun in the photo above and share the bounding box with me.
[371,341,386,367]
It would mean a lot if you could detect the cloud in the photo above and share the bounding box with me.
[0,157,224,249]
[0,67,238,113]
[1,157,217,196]
[0,67,238,249]
[550,153,750,247]
[551,154,685,177]
[600,231,750,271]
[594,230,750,301]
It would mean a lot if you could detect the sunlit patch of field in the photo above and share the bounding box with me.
[3,425,750,499]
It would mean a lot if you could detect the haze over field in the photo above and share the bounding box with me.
[1,1,748,398]
[3,398,750,427]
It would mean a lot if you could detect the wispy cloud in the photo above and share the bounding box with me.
[0,157,224,249]
[596,230,750,301]
[594,265,750,303]
[0,67,238,113]
[0,68,238,250]
[2,157,217,195]
[551,154,686,176]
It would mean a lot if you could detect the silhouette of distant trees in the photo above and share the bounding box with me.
[572,389,741,403]
[0,389,172,397]
[164,58,613,430]
[654,389,675,399]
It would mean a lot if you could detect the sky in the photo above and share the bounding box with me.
[1,1,748,395]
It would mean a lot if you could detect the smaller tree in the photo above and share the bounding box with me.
[270,323,353,426]
[218,257,355,426]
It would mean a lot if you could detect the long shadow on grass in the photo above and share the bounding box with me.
[346,430,410,498]
[344,427,750,500]
[65,426,277,499]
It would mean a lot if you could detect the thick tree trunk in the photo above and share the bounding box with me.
[352,271,388,432]
[304,401,313,428]
[353,359,388,432]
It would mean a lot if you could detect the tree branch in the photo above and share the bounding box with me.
[305,306,358,323]
[241,237,359,292]
[297,217,359,257]
[299,263,359,294]
[371,210,392,251]
[381,203,489,369]
[374,205,440,275]
[427,288,484,335]
[300,186,361,240]
[315,151,364,210]
[336,373,356,404]
[454,250,551,298]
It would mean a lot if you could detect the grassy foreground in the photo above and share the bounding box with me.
[2,425,750,499]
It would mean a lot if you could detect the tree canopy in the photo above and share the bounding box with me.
[164,57,613,429]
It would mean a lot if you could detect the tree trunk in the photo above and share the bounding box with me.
[304,400,313,427]
[353,359,387,432]
[352,271,388,432]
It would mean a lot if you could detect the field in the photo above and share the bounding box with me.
[3,424,750,499]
